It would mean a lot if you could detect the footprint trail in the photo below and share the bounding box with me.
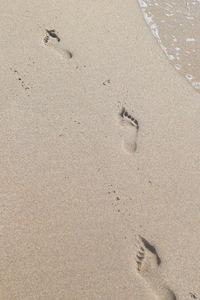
[135,235,177,300]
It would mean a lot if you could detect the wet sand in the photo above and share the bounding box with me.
[138,0,200,91]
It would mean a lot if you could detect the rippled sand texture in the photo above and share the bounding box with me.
[137,0,200,92]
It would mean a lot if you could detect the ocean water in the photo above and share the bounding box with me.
[137,0,200,92]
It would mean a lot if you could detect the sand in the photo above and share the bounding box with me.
[138,0,200,92]
[0,0,199,299]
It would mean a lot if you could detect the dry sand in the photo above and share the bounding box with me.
[0,0,199,299]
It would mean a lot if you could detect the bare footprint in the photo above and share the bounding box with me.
[43,29,73,59]
[119,107,139,153]
[136,235,177,300]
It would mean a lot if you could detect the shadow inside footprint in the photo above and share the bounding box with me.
[119,107,139,153]
[139,236,161,265]
[135,235,177,300]
[44,29,73,59]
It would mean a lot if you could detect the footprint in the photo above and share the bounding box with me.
[44,29,73,59]
[135,235,177,300]
[119,107,139,153]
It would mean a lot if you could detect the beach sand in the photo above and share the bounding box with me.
[0,1,199,299]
